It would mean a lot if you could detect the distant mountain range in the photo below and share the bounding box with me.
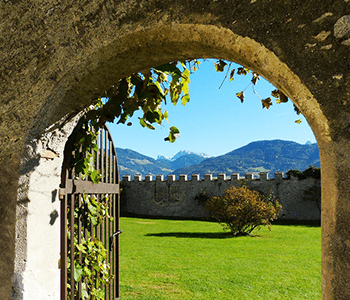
[116,140,320,179]
[115,148,210,178]
[170,140,319,178]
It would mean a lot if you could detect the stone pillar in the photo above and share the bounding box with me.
[122,175,131,182]
[167,175,175,182]
[231,173,240,182]
[134,174,142,182]
[218,173,226,181]
[156,175,164,182]
[179,175,187,182]
[204,174,212,181]
[320,139,350,300]
[191,174,200,181]
[245,173,254,181]
[259,172,268,181]
[274,172,284,182]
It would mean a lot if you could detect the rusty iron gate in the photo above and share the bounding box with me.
[60,119,121,299]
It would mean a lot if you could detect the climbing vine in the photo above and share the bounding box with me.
[213,59,301,122]
[67,192,114,299]
[73,116,102,184]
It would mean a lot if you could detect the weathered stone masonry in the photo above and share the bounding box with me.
[2,1,350,299]
[121,172,321,220]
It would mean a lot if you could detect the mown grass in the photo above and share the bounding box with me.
[119,217,321,300]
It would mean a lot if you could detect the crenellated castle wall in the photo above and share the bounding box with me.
[121,172,321,220]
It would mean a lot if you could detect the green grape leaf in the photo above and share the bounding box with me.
[182,68,191,82]
[230,69,235,81]
[74,264,83,282]
[170,126,180,134]
[279,91,288,103]
[92,143,98,152]
[251,73,260,85]
[236,91,245,103]
[163,110,169,121]
[154,62,181,75]
[262,97,273,109]
[214,59,227,72]
[271,89,279,98]
[139,118,155,130]
[165,126,180,142]
[90,169,101,184]
[181,94,190,106]
[237,67,249,75]
[271,89,288,104]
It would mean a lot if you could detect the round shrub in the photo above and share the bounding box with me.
[205,186,282,236]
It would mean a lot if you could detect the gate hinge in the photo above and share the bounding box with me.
[59,188,66,200]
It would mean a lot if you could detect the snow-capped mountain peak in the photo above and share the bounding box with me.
[157,154,171,161]
[157,150,211,161]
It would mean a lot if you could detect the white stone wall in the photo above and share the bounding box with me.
[14,116,81,300]
[121,172,321,220]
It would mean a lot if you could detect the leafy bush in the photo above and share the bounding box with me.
[286,165,320,180]
[205,186,282,236]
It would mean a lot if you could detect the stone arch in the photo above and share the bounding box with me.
[15,24,332,299]
[2,2,350,299]
[37,24,330,144]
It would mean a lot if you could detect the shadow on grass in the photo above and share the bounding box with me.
[272,219,321,227]
[122,214,320,228]
[145,231,253,239]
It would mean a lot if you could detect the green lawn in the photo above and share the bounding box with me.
[119,218,321,300]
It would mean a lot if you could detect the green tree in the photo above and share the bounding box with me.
[205,186,282,236]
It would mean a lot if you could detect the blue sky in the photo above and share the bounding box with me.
[107,60,316,159]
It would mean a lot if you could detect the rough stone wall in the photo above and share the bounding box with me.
[121,173,321,221]
[1,1,350,299]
